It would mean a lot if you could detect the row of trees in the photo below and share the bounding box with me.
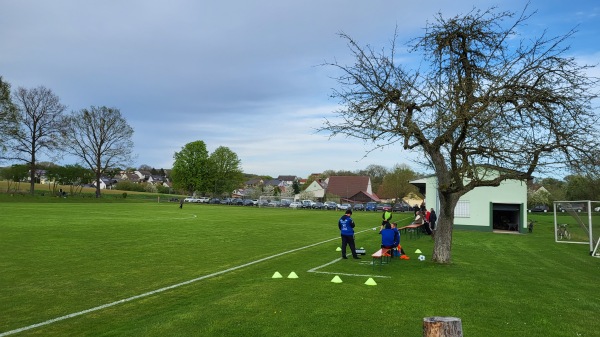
[0,78,134,197]
[170,140,245,196]
[529,175,600,207]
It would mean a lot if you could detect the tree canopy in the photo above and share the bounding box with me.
[171,140,210,195]
[61,106,134,198]
[323,5,600,263]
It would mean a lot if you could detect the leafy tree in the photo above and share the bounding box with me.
[61,106,134,198]
[292,180,301,195]
[171,140,210,195]
[208,146,244,196]
[377,164,419,200]
[45,164,92,196]
[564,175,600,201]
[537,177,566,202]
[357,164,389,193]
[322,6,600,263]
[4,86,66,195]
[0,164,28,192]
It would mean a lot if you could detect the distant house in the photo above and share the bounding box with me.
[325,176,380,203]
[303,179,327,200]
[411,170,528,232]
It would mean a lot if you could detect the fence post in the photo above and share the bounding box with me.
[423,317,463,337]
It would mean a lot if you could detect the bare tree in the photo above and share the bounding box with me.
[0,77,17,156]
[4,86,66,195]
[322,5,600,263]
[61,106,134,198]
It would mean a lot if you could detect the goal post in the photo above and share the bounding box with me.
[553,200,600,257]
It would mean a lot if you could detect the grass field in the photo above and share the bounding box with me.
[1,199,599,336]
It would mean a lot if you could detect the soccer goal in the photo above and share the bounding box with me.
[258,195,295,208]
[553,200,600,257]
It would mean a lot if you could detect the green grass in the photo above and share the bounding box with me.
[1,202,599,337]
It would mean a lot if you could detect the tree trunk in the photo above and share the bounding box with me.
[423,317,463,337]
[432,191,459,264]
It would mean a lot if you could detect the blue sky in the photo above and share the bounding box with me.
[2,1,598,178]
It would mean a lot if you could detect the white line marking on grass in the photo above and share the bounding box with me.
[307,258,391,278]
[0,235,345,336]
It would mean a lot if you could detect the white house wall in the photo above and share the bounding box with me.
[425,175,527,231]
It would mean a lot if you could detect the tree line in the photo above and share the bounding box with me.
[0,78,134,198]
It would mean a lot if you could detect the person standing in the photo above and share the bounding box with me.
[429,208,437,231]
[381,207,393,227]
[338,209,360,259]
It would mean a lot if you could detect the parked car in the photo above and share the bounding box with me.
[267,200,280,207]
[365,202,377,211]
[231,198,244,205]
[312,202,325,209]
[337,203,352,211]
[377,203,391,211]
[198,197,210,203]
[595,206,600,212]
[353,203,365,211]
[208,198,220,204]
[280,199,292,207]
[530,205,549,212]
[301,200,314,209]
[183,196,198,203]
[242,199,254,206]
[392,202,410,212]
[324,201,337,210]
[558,203,585,212]
[289,201,303,209]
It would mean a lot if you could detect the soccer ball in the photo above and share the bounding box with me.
[418,255,426,261]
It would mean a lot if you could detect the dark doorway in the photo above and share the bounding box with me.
[492,203,521,231]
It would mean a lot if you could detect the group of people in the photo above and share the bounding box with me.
[412,203,437,235]
[339,204,427,260]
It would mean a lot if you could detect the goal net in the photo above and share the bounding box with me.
[553,200,600,257]
[258,195,295,208]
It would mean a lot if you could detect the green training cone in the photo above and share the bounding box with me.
[364,278,377,286]
[272,272,283,278]
[331,275,343,283]
[336,247,342,251]
[415,249,422,254]
[288,272,299,279]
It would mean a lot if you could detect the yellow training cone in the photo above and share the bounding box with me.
[364,278,377,286]
[336,247,342,251]
[415,249,422,254]
[288,272,299,279]
[272,272,283,278]
[331,275,343,283]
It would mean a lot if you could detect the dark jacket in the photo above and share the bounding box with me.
[338,215,355,236]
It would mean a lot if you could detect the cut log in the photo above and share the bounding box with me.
[423,316,463,337]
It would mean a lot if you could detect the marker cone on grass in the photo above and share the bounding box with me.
[365,278,377,286]
[336,247,342,252]
[272,272,283,278]
[415,249,422,254]
[331,275,343,283]
[288,272,299,279]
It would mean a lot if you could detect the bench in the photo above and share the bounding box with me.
[371,248,392,270]
[398,223,422,239]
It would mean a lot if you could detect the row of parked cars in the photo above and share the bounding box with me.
[183,196,414,212]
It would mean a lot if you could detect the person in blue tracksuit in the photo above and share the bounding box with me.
[338,209,360,259]
[380,222,399,249]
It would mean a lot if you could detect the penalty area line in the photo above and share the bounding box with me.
[0,236,339,336]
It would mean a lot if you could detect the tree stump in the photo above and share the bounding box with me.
[423,317,463,337]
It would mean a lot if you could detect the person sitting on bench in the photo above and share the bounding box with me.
[380,223,399,253]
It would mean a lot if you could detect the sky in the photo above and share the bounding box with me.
[2,0,599,178]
